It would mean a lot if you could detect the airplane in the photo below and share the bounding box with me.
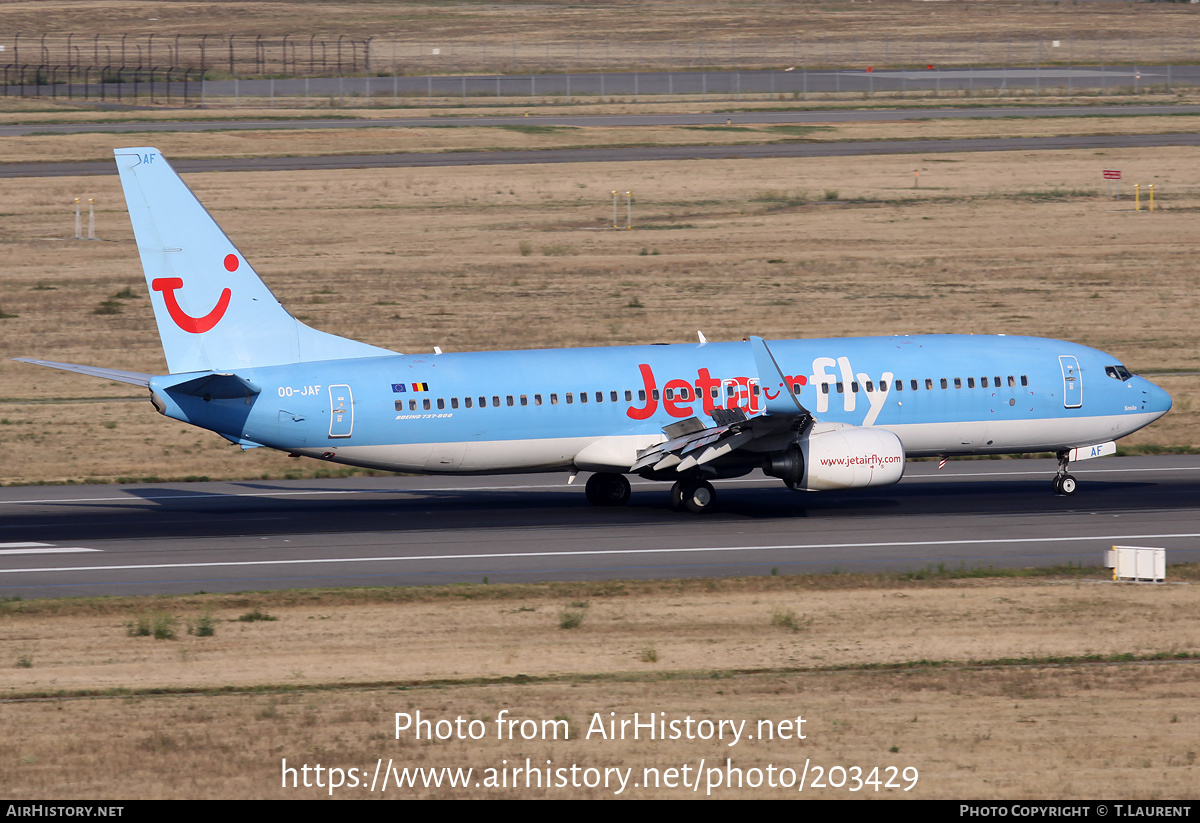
[14,148,1173,513]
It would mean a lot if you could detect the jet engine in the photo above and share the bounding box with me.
[764,424,905,491]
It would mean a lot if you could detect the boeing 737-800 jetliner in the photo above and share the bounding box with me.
[15,148,1173,512]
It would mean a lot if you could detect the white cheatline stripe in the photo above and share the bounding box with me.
[2,532,1198,576]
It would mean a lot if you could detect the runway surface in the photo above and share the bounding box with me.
[4,104,1199,137]
[8,132,1200,179]
[1,456,1197,598]
[7,101,1200,178]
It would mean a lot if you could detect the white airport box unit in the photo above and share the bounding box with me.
[1105,546,1166,583]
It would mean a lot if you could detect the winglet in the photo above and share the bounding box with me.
[749,336,811,417]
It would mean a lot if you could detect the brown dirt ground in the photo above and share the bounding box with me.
[3,0,1196,52]
[1,576,1198,799]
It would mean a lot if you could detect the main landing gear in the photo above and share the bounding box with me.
[1052,450,1078,496]
[583,472,717,513]
[670,478,716,514]
[584,472,631,507]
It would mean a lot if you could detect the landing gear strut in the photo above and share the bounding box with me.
[585,472,631,506]
[670,478,716,513]
[1052,450,1077,496]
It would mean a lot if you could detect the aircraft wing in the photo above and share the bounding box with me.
[12,358,152,388]
[630,407,806,473]
[630,336,814,473]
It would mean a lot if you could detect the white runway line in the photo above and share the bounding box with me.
[2,532,1198,575]
[0,542,101,555]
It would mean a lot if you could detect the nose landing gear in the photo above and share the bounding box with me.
[1052,451,1077,496]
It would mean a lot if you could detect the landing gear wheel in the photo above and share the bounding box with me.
[1052,450,1077,496]
[670,481,686,512]
[585,472,631,507]
[672,479,716,514]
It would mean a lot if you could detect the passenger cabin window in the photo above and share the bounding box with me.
[465,397,473,408]
[1007,376,1015,388]
[550,393,559,405]
[423,399,431,410]
[566,393,574,404]
[506,395,514,407]
[981,377,989,388]
[437,398,445,410]
[940,378,948,389]
[967,377,975,389]
[924,379,932,390]
[450,398,459,409]
[954,378,962,389]
[492,396,500,407]
[1020,375,1029,387]
[610,391,618,402]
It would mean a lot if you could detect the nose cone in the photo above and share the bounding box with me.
[1141,377,1173,420]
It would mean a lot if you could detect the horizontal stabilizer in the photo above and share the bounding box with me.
[12,358,151,387]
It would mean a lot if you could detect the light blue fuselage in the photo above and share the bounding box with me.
[149,333,1171,476]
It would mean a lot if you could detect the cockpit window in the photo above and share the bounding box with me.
[1105,365,1133,381]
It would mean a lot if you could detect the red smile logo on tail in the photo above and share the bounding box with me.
[151,254,237,333]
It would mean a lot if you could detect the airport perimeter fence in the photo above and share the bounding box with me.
[7,33,1200,105]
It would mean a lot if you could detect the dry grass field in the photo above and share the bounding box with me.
[2,573,1199,799]
[4,0,1198,58]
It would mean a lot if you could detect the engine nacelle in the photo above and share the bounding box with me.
[764,424,905,491]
